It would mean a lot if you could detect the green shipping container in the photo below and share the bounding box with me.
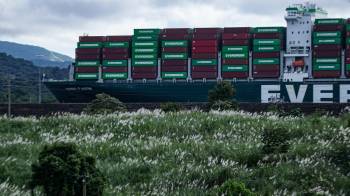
[253,45,281,52]
[192,59,217,66]
[314,18,344,25]
[253,39,281,46]
[162,53,188,60]
[313,64,340,71]
[222,46,248,53]
[102,72,127,79]
[132,60,158,67]
[104,42,129,48]
[313,38,342,45]
[161,72,187,79]
[222,65,248,72]
[346,64,350,70]
[252,27,285,34]
[253,58,280,65]
[75,73,98,80]
[313,32,341,38]
[347,24,350,31]
[132,53,158,59]
[133,48,158,53]
[132,41,158,48]
[347,38,350,45]
[102,60,128,67]
[75,61,100,67]
[223,53,248,59]
[134,29,161,35]
[77,42,102,48]
[314,58,340,64]
[162,40,188,47]
[133,34,159,41]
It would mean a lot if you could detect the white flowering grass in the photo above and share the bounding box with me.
[0,110,349,195]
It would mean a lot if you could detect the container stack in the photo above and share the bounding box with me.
[221,27,251,79]
[75,36,105,80]
[161,28,191,80]
[252,27,285,78]
[191,28,221,79]
[345,19,350,77]
[132,29,161,79]
[312,18,344,78]
[102,36,131,80]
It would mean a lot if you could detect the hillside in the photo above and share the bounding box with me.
[0,53,68,103]
[0,111,349,195]
[0,41,73,68]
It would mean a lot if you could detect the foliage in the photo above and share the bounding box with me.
[83,93,126,114]
[208,81,235,104]
[160,102,183,112]
[262,126,290,154]
[210,100,237,111]
[30,143,105,196]
[217,180,255,196]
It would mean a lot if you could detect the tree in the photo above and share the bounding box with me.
[30,143,105,196]
[217,180,256,196]
[208,81,237,110]
[160,102,183,112]
[83,93,126,114]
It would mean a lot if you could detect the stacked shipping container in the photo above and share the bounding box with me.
[221,27,251,79]
[102,36,131,80]
[161,28,191,79]
[252,27,285,78]
[346,19,350,77]
[312,18,344,78]
[132,29,161,79]
[75,36,105,80]
[191,28,221,79]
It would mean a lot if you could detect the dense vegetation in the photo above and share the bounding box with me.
[0,110,349,195]
[0,53,68,103]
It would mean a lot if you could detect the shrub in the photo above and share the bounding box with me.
[210,100,237,111]
[30,143,105,196]
[217,180,255,196]
[262,127,290,154]
[160,102,183,113]
[288,108,302,117]
[83,93,126,114]
[208,81,235,104]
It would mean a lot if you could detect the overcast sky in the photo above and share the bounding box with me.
[0,0,349,57]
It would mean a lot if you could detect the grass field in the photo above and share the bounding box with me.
[0,110,349,195]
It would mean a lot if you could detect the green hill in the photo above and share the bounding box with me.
[0,53,68,103]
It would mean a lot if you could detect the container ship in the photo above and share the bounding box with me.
[45,3,350,103]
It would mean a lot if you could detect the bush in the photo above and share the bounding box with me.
[208,81,235,104]
[217,180,255,196]
[83,93,126,114]
[262,127,290,154]
[160,102,183,112]
[30,143,105,196]
[210,100,237,111]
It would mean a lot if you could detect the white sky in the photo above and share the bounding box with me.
[0,0,349,57]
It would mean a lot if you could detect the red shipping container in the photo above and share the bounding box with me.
[223,27,251,34]
[192,34,219,40]
[222,33,250,40]
[194,28,221,34]
[313,71,340,78]
[75,67,99,73]
[102,67,128,72]
[192,40,218,47]
[314,44,343,51]
[313,25,343,31]
[253,33,283,39]
[132,73,157,79]
[162,47,188,53]
[103,48,129,55]
[222,72,249,79]
[162,65,187,72]
[106,36,132,42]
[192,72,217,79]
[253,65,280,72]
[313,50,341,57]
[253,52,280,58]
[192,53,217,59]
[75,54,101,60]
[347,32,350,37]
[222,59,249,65]
[132,66,157,72]
[192,47,218,53]
[347,18,350,24]
[79,36,106,42]
[162,60,187,66]
[76,48,101,55]
[162,28,190,34]
[253,71,279,78]
[103,54,129,60]
[222,39,249,46]
[161,34,190,40]
[192,66,217,72]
